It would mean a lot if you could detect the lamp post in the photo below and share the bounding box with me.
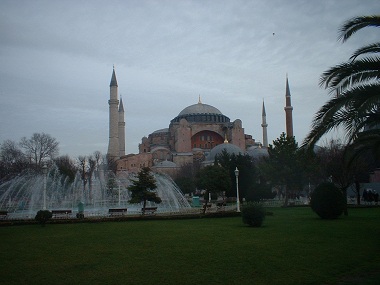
[42,163,48,210]
[234,167,240,212]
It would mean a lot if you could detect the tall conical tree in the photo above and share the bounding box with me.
[128,167,161,215]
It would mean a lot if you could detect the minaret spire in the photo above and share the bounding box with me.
[110,66,118,87]
[118,96,125,157]
[284,75,294,138]
[107,67,120,160]
[261,100,268,147]
[119,95,124,112]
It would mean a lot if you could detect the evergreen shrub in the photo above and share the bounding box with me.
[245,183,276,202]
[241,202,266,227]
[35,210,52,226]
[310,182,345,219]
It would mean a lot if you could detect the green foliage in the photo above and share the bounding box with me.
[241,202,266,227]
[214,150,256,198]
[34,210,52,226]
[316,139,372,192]
[261,133,316,205]
[310,182,345,219]
[174,163,198,194]
[245,183,276,202]
[263,133,300,190]
[1,208,380,284]
[196,164,231,196]
[128,167,162,210]
[174,176,195,194]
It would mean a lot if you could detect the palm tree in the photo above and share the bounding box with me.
[303,15,380,151]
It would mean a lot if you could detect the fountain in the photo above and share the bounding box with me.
[0,165,192,219]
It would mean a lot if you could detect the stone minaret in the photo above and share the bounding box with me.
[261,100,268,147]
[284,75,294,138]
[118,96,125,157]
[107,67,120,160]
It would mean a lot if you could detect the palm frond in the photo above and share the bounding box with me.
[306,15,380,151]
[338,15,380,42]
[303,107,350,148]
[345,129,380,167]
[350,43,380,60]
[317,84,380,122]
[303,83,380,148]
[319,57,380,92]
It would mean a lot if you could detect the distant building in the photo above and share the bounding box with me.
[106,69,294,177]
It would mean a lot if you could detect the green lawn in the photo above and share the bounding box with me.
[0,207,379,285]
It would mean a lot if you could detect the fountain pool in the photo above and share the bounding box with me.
[0,166,192,219]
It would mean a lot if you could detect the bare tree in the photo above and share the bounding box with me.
[77,156,87,192]
[93,151,102,179]
[107,156,117,174]
[0,139,29,181]
[19,133,59,169]
[317,139,372,214]
[87,154,98,199]
[54,155,78,183]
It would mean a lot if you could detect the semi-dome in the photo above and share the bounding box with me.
[207,142,244,162]
[246,145,269,159]
[171,102,230,124]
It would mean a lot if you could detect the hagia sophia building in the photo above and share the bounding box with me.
[107,67,294,177]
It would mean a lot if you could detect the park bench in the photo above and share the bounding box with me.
[109,208,128,216]
[141,207,157,215]
[0,210,8,219]
[51,210,72,219]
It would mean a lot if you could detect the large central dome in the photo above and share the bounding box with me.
[178,102,223,116]
[171,102,230,124]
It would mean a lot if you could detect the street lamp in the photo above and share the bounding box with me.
[234,167,240,212]
[42,163,48,210]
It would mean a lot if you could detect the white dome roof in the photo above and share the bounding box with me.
[171,101,230,124]
[207,143,244,161]
[246,145,269,158]
[178,103,223,116]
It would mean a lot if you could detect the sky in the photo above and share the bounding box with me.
[1,0,379,158]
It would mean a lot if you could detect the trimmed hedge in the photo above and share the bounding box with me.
[241,202,266,227]
[35,210,52,226]
[310,182,345,219]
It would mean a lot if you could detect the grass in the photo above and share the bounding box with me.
[0,207,379,285]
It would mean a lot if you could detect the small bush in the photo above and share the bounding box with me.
[310,182,345,219]
[241,202,266,227]
[35,210,52,226]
